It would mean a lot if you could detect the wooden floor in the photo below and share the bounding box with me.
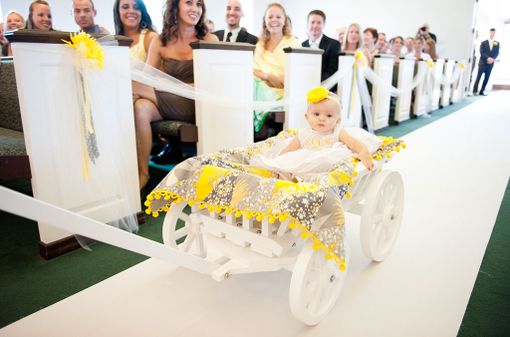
[1,91,509,337]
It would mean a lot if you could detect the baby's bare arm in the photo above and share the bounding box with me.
[339,130,374,170]
[279,136,301,155]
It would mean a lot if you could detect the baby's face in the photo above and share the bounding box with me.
[305,99,340,132]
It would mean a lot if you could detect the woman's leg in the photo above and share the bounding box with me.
[134,97,162,189]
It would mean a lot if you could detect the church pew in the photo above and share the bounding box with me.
[393,57,415,123]
[441,59,456,107]
[430,59,445,111]
[0,57,31,180]
[9,30,139,259]
[338,52,363,127]
[192,41,255,154]
[283,47,323,130]
[451,61,466,103]
[412,59,430,116]
[371,54,394,130]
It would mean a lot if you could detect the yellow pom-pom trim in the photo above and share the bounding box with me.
[307,86,330,104]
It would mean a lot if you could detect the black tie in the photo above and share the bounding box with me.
[226,32,232,42]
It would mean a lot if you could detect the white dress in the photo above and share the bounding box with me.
[250,125,354,176]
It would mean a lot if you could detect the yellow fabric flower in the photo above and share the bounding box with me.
[427,59,434,69]
[63,32,104,69]
[307,86,330,104]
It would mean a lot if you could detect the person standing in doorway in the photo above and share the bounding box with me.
[473,28,500,96]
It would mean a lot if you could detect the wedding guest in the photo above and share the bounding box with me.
[336,25,346,45]
[362,27,378,65]
[376,32,388,53]
[73,0,110,34]
[404,36,414,54]
[424,38,438,61]
[406,36,430,61]
[389,36,404,62]
[205,18,214,32]
[213,0,257,45]
[114,0,158,62]
[26,0,53,31]
[343,23,362,52]
[131,0,218,189]
[5,11,26,31]
[253,2,300,98]
[302,9,340,83]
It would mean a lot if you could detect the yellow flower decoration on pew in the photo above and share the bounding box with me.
[459,62,465,69]
[63,32,104,69]
[427,59,434,69]
[307,86,329,104]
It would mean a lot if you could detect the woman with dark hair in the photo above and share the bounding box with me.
[131,0,218,189]
[113,0,158,62]
[26,0,53,31]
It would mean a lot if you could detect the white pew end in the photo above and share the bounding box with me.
[283,47,323,130]
[394,57,414,123]
[338,52,363,127]
[451,61,466,103]
[192,41,255,154]
[412,59,430,116]
[10,30,139,257]
[430,59,445,111]
[440,59,455,108]
[371,54,394,130]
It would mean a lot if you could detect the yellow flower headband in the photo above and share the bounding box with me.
[306,86,342,110]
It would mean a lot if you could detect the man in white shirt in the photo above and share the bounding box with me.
[213,0,257,45]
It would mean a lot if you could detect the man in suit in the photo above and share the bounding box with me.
[213,0,258,45]
[302,10,340,86]
[473,28,500,96]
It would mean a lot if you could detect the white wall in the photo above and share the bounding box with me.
[3,0,476,61]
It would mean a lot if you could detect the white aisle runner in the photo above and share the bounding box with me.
[2,92,510,337]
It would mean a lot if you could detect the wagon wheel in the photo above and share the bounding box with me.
[289,242,349,325]
[162,202,204,255]
[360,171,404,261]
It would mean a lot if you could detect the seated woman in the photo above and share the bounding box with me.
[423,38,439,61]
[25,0,54,31]
[251,87,378,181]
[342,23,362,52]
[113,0,158,62]
[131,0,218,189]
[3,11,25,56]
[252,3,300,135]
[5,10,26,31]
[362,27,378,66]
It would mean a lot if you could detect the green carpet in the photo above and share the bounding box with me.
[457,179,510,337]
[1,94,508,335]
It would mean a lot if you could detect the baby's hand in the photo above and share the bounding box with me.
[357,150,374,171]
